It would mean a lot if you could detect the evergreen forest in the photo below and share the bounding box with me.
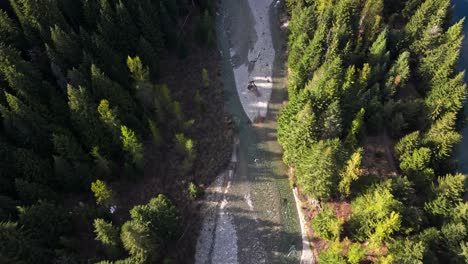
[0,0,231,263]
[281,0,468,262]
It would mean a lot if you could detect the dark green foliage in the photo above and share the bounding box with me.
[0,196,17,221]
[0,221,48,263]
[0,10,23,47]
[195,10,215,48]
[388,239,426,264]
[15,179,56,204]
[296,139,345,200]
[0,0,226,261]
[121,195,181,262]
[17,201,70,247]
[281,2,466,260]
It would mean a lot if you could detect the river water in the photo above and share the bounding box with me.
[452,1,468,195]
[194,1,302,263]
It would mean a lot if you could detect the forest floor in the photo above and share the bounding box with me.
[195,0,303,263]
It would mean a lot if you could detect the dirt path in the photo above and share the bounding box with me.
[194,0,304,263]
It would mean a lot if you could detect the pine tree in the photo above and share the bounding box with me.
[93,218,119,247]
[127,56,150,85]
[98,99,122,143]
[52,132,88,161]
[423,112,461,161]
[399,147,434,187]
[369,28,390,81]
[0,10,24,47]
[357,0,384,51]
[281,102,319,166]
[0,221,47,263]
[15,178,56,204]
[116,0,138,54]
[296,139,344,200]
[9,0,69,42]
[160,1,178,48]
[137,3,163,53]
[14,148,51,186]
[49,25,81,68]
[97,0,118,48]
[137,37,160,79]
[17,201,70,247]
[175,133,196,175]
[349,184,401,241]
[418,18,464,84]
[121,195,181,261]
[407,0,450,55]
[91,179,113,206]
[339,148,364,197]
[91,33,128,86]
[384,51,410,97]
[91,64,134,114]
[321,100,343,139]
[82,0,99,30]
[345,108,365,148]
[120,125,144,169]
[0,45,47,107]
[425,71,466,121]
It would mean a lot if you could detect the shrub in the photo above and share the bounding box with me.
[312,205,342,241]
[319,241,346,264]
[347,243,365,264]
[188,182,204,200]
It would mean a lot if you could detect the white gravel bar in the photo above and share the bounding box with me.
[231,0,275,123]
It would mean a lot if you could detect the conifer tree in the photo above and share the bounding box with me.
[120,125,144,169]
[384,51,410,97]
[296,139,344,200]
[160,2,178,48]
[137,37,160,79]
[423,112,461,161]
[116,0,138,54]
[49,25,81,67]
[91,179,113,206]
[0,221,47,263]
[91,64,134,114]
[98,99,122,142]
[0,45,46,107]
[137,3,163,53]
[67,84,113,154]
[93,218,119,247]
[321,101,343,139]
[339,148,364,197]
[0,10,23,47]
[345,108,365,149]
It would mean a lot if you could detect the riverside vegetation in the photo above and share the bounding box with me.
[280,0,468,263]
[0,0,232,263]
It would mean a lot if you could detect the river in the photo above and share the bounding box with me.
[194,0,303,263]
[453,0,468,196]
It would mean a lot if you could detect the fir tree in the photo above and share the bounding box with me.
[93,218,119,247]
[91,179,113,206]
[120,125,144,169]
